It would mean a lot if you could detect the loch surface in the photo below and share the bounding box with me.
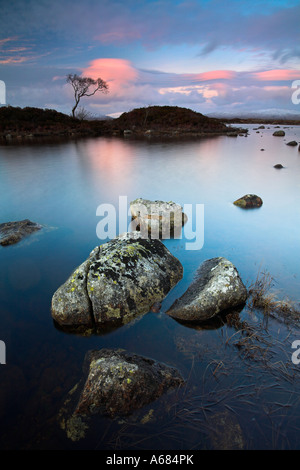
[0,124,299,449]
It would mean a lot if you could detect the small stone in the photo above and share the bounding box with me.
[286,141,298,146]
[233,194,263,208]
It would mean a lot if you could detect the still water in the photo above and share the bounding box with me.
[0,124,300,449]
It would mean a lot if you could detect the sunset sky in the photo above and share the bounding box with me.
[0,0,299,117]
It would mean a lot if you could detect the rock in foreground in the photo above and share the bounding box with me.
[233,194,263,208]
[167,257,247,322]
[51,233,183,328]
[130,198,187,238]
[0,219,42,246]
[75,349,185,418]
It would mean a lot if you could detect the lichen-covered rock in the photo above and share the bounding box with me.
[233,194,263,208]
[272,130,285,136]
[75,349,185,418]
[0,219,42,246]
[167,257,247,322]
[51,233,183,328]
[51,257,94,327]
[130,198,187,238]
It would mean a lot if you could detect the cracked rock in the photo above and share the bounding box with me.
[51,233,183,328]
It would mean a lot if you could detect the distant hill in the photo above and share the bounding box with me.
[112,105,228,133]
[208,109,300,124]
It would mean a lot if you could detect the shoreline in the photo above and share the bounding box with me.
[0,123,249,145]
[1,104,299,145]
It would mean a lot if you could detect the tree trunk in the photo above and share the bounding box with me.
[72,99,80,118]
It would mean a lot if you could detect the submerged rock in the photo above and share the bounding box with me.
[233,194,263,208]
[51,233,183,328]
[167,257,247,322]
[0,219,42,246]
[208,410,245,450]
[75,348,185,418]
[130,198,187,239]
[272,130,285,136]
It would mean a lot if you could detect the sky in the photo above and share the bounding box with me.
[0,0,300,118]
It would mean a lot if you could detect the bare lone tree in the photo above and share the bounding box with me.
[66,74,109,118]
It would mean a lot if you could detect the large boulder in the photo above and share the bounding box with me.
[0,219,42,246]
[167,257,247,322]
[74,348,184,418]
[130,198,187,238]
[51,233,183,328]
[233,194,263,208]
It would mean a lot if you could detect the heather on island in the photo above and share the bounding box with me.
[0,104,247,143]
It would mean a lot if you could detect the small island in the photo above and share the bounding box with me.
[0,105,248,144]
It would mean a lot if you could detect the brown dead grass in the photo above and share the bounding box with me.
[247,269,300,325]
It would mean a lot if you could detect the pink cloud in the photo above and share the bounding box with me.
[0,57,28,64]
[253,69,300,81]
[96,31,141,43]
[82,58,138,97]
[0,37,18,47]
[78,58,299,116]
[191,70,236,81]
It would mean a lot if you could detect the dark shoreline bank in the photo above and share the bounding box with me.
[1,104,299,146]
[0,124,249,145]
